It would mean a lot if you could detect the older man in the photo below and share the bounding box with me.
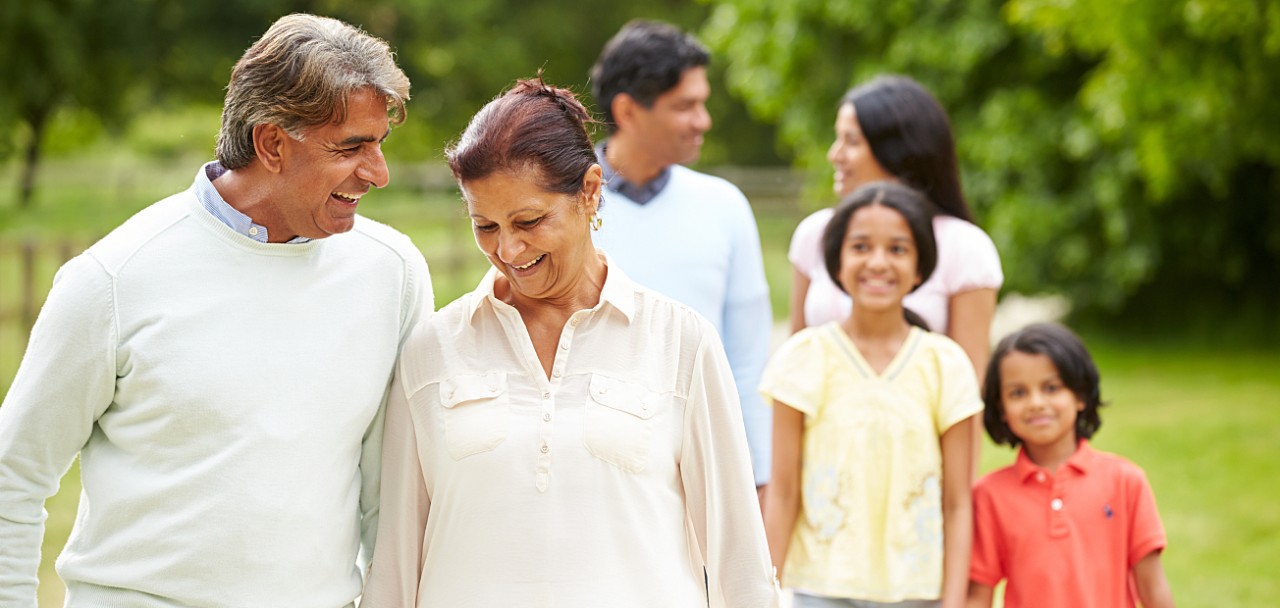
[0,14,431,607]
[590,20,774,495]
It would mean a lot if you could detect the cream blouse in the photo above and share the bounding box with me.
[362,257,778,608]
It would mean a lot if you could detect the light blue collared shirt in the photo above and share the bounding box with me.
[595,141,672,205]
[194,161,310,244]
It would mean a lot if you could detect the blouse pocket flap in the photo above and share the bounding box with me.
[439,372,507,408]
[588,374,658,420]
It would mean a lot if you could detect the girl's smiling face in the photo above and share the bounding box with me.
[837,203,921,314]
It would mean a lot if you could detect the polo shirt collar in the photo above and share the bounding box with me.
[1015,439,1096,482]
[595,140,671,205]
[467,250,636,324]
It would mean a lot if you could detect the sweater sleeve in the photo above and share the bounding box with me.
[360,244,433,565]
[0,255,117,605]
[680,330,780,608]
[720,193,773,486]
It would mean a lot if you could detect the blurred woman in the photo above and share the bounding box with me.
[789,75,1003,380]
[361,77,778,608]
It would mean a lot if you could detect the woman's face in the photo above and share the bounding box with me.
[461,165,602,302]
[827,103,895,198]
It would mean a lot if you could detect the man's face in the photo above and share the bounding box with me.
[273,87,392,241]
[630,66,712,167]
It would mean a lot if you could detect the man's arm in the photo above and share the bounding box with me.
[719,196,773,487]
[0,255,116,605]
[359,246,432,562]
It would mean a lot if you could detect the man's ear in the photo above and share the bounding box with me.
[611,93,641,132]
[253,124,289,174]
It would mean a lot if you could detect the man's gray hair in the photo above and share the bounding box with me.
[215,13,410,170]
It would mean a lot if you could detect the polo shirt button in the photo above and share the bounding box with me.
[543,413,552,422]
[559,342,568,350]
[1036,472,1046,483]
[1051,498,1063,511]
[540,443,549,454]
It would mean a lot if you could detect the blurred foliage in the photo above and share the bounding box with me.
[4,0,1278,325]
[702,0,1280,324]
[0,0,781,212]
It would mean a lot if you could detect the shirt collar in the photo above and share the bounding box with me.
[193,161,311,244]
[467,250,636,324]
[1015,439,1095,482]
[595,140,671,205]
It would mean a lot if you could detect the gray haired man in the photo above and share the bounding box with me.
[0,14,431,606]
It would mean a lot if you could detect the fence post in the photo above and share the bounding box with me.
[21,238,36,335]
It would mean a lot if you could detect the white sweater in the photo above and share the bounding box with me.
[0,185,432,607]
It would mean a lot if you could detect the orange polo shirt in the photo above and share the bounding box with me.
[970,441,1166,608]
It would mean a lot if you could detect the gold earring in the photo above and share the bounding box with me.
[591,215,603,231]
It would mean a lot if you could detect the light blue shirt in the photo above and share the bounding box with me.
[194,161,309,244]
[593,151,774,486]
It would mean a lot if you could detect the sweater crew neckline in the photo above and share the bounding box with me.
[184,188,323,257]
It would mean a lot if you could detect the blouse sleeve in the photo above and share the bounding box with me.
[931,335,985,434]
[935,217,1004,294]
[758,330,826,418]
[361,359,431,607]
[680,330,781,608]
[788,209,833,278]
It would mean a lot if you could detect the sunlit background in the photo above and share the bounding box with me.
[2,0,1278,605]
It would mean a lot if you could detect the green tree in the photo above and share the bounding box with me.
[0,0,309,210]
[336,0,781,166]
[703,0,1280,324]
[0,0,163,208]
[1,1,782,211]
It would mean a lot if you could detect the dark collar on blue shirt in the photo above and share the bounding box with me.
[595,140,672,205]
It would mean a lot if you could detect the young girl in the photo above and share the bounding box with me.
[762,182,980,608]
[967,323,1175,608]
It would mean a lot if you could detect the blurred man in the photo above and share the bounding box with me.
[590,20,773,497]
[0,14,431,606]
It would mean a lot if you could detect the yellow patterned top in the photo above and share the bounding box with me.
[759,323,982,601]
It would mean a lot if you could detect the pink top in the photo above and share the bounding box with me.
[788,208,1003,333]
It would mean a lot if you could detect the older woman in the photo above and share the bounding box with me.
[361,78,777,607]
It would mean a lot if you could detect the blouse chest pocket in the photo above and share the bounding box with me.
[439,372,509,460]
[583,374,660,473]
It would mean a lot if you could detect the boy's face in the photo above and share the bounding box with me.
[998,351,1085,455]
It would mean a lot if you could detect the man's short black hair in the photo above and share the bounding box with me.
[590,19,710,132]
